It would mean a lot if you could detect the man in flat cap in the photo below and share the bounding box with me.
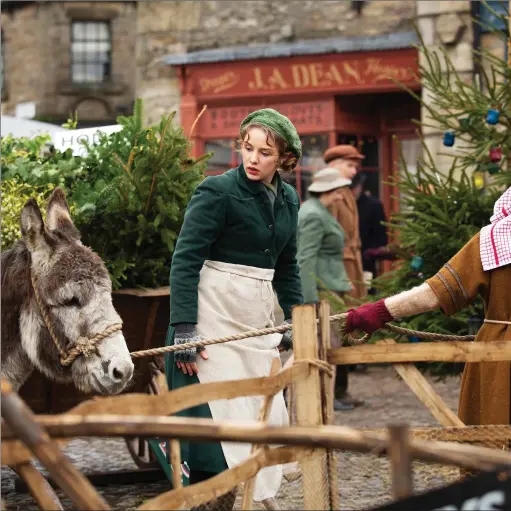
[323,144,367,301]
[321,144,367,410]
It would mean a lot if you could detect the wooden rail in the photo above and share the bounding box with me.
[3,414,511,471]
[328,340,511,365]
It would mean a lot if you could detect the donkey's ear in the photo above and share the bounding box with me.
[20,198,49,252]
[46,187,78,237]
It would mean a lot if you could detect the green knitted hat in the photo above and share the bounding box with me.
[240,108,302,161]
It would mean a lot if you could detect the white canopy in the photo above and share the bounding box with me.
[1,115,68,138]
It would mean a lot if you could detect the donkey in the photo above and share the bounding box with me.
[1,187,134,395]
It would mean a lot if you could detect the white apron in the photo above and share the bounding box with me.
[196,260,289,501]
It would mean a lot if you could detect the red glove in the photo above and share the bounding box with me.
[345,299,394,334]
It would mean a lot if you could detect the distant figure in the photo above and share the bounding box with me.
[323,144,367,300]
[351,173,388,286]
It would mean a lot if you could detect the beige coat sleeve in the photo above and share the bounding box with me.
[425,232,490,316]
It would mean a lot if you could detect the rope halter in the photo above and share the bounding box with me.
[30,273,123,367]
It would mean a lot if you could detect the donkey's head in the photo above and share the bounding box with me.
[20,188,134,395]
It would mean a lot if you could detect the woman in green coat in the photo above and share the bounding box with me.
[286,167,355,411]
[164,109,303,506]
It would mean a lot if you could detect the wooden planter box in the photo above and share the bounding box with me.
[19,287,170,414]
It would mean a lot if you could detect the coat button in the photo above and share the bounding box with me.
[268,224,274,231]
[264,249,270,255]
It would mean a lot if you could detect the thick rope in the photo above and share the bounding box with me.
[130,324,294,359]
[60,323,123,367]
[31,273,123,367]
[302,358,334,378]
[130,311,481,359]
[31,273,68,361]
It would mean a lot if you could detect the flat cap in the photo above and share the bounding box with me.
[324,144,365,163]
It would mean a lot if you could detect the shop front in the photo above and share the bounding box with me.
[171,42,421,217]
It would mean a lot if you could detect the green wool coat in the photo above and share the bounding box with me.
[297,198,351,303]
[169,163,303,325]
[164,164,303,476]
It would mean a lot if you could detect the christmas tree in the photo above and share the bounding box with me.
[367,1,511,353]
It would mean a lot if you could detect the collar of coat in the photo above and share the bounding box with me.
[236,164,288,200]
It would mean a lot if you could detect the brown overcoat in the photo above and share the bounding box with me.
[329,187,367,300]
[427,232,511,426]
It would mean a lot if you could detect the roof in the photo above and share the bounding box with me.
[162,31,418,66]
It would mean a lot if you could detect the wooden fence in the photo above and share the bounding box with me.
[2,302,511,510]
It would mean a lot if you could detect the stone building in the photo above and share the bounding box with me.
[1,1,136,126]
[137,0,420,213]
[136,1,507,210]
[2,1,506,206]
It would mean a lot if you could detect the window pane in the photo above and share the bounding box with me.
[72,22,87,40]
[71,21,111,83]
[299,134,330,171]
[96,23,110,40]
[205,140,235,172]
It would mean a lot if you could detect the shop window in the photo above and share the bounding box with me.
[292,134,330,200]
[204,134,331,201]
[204,139,237,172]
[71,21,112,84]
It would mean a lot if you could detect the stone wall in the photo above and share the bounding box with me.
[1,1,136,124]
[416,1,474,173]
[136,0,417,126]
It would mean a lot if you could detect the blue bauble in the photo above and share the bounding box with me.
[410,255,424,272]
[443,131,455,147]
[486,109,500,125]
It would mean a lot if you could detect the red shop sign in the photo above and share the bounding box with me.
[187,49,419,100]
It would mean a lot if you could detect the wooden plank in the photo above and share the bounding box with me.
[2,362,310,466]
[293,304,329,510]
[4,414,511,470]
[242,358,281,510]
[1,379,109,510]
[328,340,511,365]
[388,425,413,500]
[139,447,317,510]
[169,440,182,490]
[14,463,63,510]
[382,340,465,428]
[319,301,340,511]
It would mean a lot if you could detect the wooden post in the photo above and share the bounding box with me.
[382,340,465,428]
[13,463,63,510]
[169,439,182,489]
[293,304,329,510]
[319,301,340,511]
[388,424,413,500]
[1,379,109,510]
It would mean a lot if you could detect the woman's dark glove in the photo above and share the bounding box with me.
[173,323,204,363]
[278,319,293,352]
